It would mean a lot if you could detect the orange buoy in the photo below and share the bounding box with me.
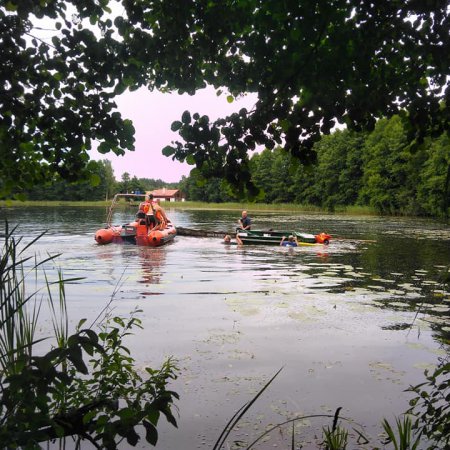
[95,226,123,245]
[315,232,331,245]
[95,228,115,244]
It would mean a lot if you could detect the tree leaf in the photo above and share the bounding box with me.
[181,110,191,124]
[162,145,175,156]
[143,420,158,445]
[171,121,183,132]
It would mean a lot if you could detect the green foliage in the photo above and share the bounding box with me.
[23,160,118,201]
[1,1,449,197]
[381,416,422,450]
[218,116,448,217]
[417,134,450,217]
[178,171,239,203]
[322,424,348,450]
[0,223,179,448]
[0,224,57,376]
[407,357,450,449]
[172,114,448,217]
[312,131,366,211]
[0,2,136,198]
[358,116,418,214]
[250,148,297,204]
[161,1,450,190]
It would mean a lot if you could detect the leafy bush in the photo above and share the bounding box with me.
[407,357,450,449]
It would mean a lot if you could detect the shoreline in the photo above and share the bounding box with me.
[1,200,447,221]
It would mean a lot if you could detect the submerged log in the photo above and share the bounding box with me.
[176,227,229,238]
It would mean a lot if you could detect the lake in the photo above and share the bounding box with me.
[1,205,449,449]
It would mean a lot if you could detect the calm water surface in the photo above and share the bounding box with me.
[1,206,449,449]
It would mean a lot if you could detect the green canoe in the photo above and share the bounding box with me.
[236,229,331,246]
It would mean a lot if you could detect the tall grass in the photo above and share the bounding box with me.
[213,369,368,450]
[0,224,58,375]
[382,416,422,450]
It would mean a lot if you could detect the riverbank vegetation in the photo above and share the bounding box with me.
[9,114,449,219]
[0,198,377,216]
[179,116,449,219]
[0,225,178,449]
[214,356,450,449]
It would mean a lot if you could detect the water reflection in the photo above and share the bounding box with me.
[136,246,167,288]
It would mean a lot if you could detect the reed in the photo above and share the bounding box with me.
[381,416,422,450]
[212,364,447,449]
[322,424,349,450]
[213,369,367,450]
[0,223,61,376]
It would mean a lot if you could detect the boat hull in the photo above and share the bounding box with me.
[135,223,176,246]
[236,230,331,246]
[95,222,176,247]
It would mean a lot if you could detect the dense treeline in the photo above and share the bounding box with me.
[21,116,449,219]
[179,116,450,218]
[23,160,178,202]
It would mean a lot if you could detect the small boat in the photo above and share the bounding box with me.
[95,193,176,247]
[175,226,331,246]
[95,221,176,247]
[236,229,331,246]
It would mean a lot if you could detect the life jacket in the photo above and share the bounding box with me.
[154,209,166,227]
[139,200,159,214]
[138,201,150,214]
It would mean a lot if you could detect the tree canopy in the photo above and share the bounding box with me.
[1,0,449,197]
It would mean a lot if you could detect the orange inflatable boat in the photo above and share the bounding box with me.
[95,193,176,247]
[95,221,176,247]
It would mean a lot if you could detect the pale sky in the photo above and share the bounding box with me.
[92,86,257,183]
[30,10,257,184]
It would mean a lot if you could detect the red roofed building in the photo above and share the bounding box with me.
[148,188,185,202]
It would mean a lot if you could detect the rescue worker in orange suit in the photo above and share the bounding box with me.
[152,202,170,230]
[138,194,154,215]
[143,194,170,230]
[137,194,157,229]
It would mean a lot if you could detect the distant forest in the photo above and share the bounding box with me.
[25,115,449,218]
[25,168,179,203]
[179,115,449,218]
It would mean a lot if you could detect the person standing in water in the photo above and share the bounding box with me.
[280,235,298,247]
[223,234,243,246]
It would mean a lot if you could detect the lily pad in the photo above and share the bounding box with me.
[389,301,410,307]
